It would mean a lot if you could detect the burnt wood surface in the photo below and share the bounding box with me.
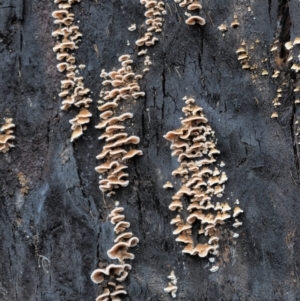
[1,0,300,300]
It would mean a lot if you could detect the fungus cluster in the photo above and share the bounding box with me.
[236,41,250,70]
[91,206,138,301]
[135,0,166,61]
[52,0,92,142]
[284,38,300,105]
[283,37,300,66]
[0,118,15,153]
[269,37,300,118]
[173,0,205,26]
[17,172,30,195]
[164,270,178,298]
[163,98,243,269]
[95,55,144,197]
[272,87,283,110]
[218,15,239,34]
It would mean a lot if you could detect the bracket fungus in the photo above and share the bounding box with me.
[134,0,166,76]
[52,0,92,142]
[163,181,174,189]
[236,41,251,70]
[231,15,240,28]
[163,98,243,269]
[186,16,205,26]
[95,55,144,196]
[173,0,205,26]
[91,206,138,301]
[164,270,178,298]
[0,118,15,153]
[218,24,227,32]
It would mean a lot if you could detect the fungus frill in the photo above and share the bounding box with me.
[91,206,138,301]
[186,16,206,26]
[0,118,15,153]
[163,181,173,189]
[231,16,240,28]
[163,97,243,269]
[107,207,139,263]
[95,55,143,196]
[91,264,131,284]
[52,0,92,142]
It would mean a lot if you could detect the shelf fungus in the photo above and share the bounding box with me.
[163,98,243,270]
[135,0,165,63]
[231,15,240,28]
[163,181,173,189]
[95,55,144,196]
[236,42,250,70]
[164,270,178,298]
[52,0,92,142]
[91,207,138,301]
[173,0,205,26]
[0,118,15,153]
[218,24,227,32]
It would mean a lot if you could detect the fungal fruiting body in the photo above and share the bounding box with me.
[91,206,138,301]
[0,118,15,153]
[137,0,165,48]
[163,98,243,269]
[135,0,166,72]
[164,270,178,298]
[270,38,297,118]
[95,56,144,196]
[272,87,283,108]
[52,0,92,142]
[173,0,205,26]
[218,24,227,32]
[231,16,240,28]
[236,41,250,70]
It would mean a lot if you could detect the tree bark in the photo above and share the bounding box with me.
[1,0,300,300]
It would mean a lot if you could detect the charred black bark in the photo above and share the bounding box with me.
[1,0,300,300]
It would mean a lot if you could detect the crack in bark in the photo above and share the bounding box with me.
[276,0,300,179]
[290,98,300,181]
[277,0,291,62]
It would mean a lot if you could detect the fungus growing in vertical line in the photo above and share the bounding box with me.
[132,0,165,75]
[164,270,178,298]
[52,0,92,142]
[91,206,138,301]
[0,118,15,153]
[236,41,250,70]
[163,97,243,270]
[95,55,144,197]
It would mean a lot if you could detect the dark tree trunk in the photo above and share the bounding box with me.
[1,0,300,300]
